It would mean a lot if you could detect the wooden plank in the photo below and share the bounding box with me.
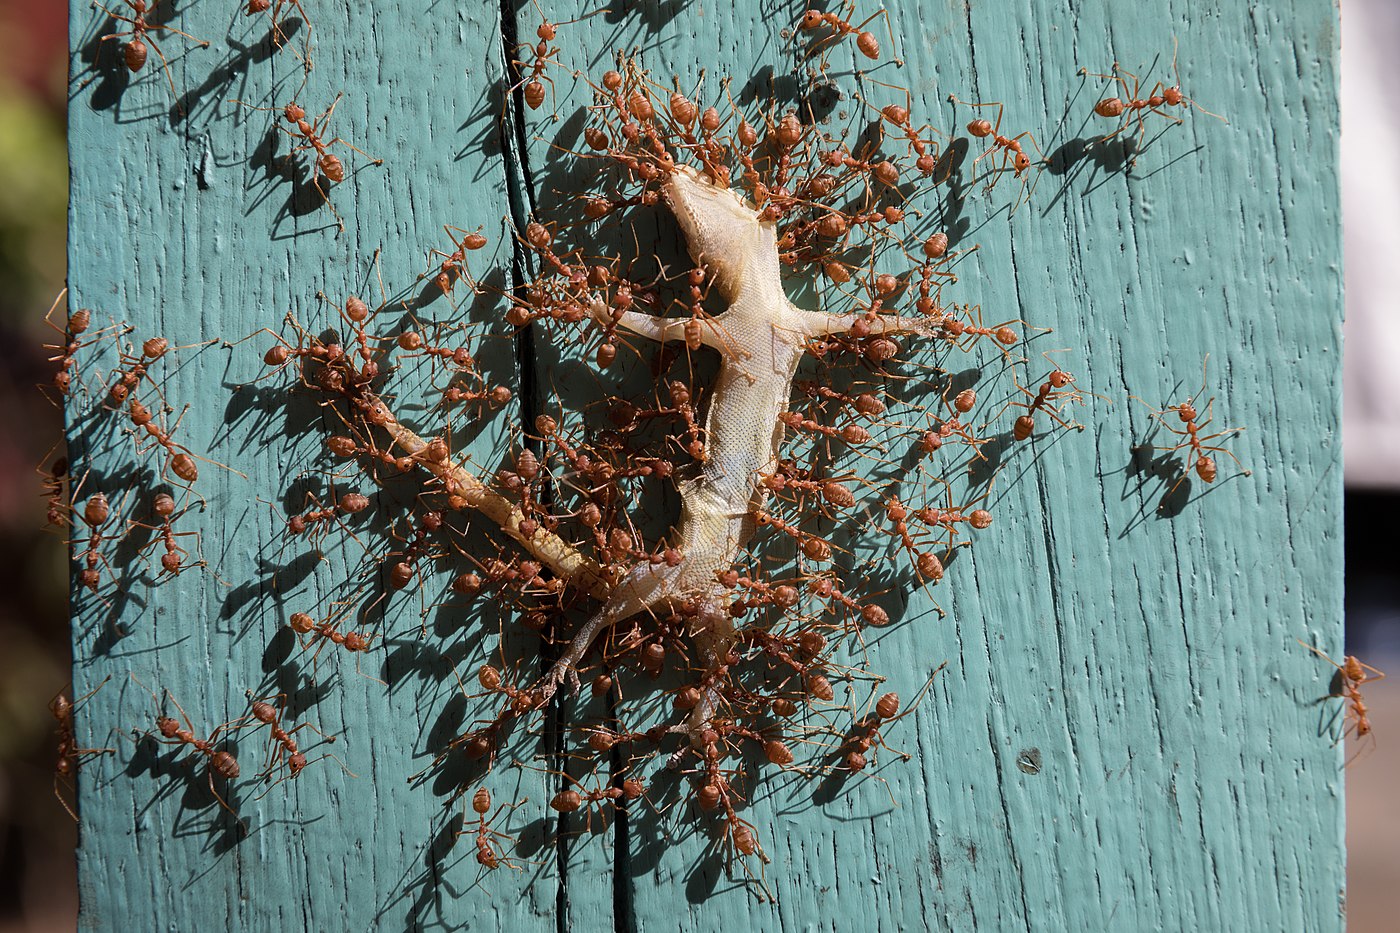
[65,0,1343,930]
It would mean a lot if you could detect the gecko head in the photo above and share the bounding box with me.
[663,165,776,302]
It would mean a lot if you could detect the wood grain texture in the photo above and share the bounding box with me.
[65,0,1343,931]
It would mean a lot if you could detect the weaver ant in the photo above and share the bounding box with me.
[1301,642,1386,756]
[40,453,71,530]
[76,489,124,593]
[511,4,602,113]
[233,95,383,232]
[1081,40,1226,161]
[798,3,901,65]
[1137,356,1249,491]
[51,677,115,820]
[243,0,311,64]
[127,490,205,577]
[243,690,346,789]
[94,0,209,100]
[832,664,946,774]
[137,685,246,820]
[425,225,488,296]
[1007,365,1085,441]
[948,96,1040,191]
[460,787,527,871]
[545,768,647,834]
[42,292,123,398]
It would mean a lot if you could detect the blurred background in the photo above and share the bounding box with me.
[0,3,1392,930]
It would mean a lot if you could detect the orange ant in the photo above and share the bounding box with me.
[127,490,205,577]
[1301,642,1386,754]
[798,3,901,65]
[833,664,946,773]
[290,607,375,656]
[862,82,945,178]
[427,225,488,295]
[1081,40,1226,159]
[51,677,115,820]
[1007,365,1085,441]
[1137,356,1249,489]
[40,453,71,530]
[279,486,371,541]
[545,770,646,834]
[460,788,527,871]
[243,0,311,63]
[76,490,123,593]
[138,686,246,820]
[232,95,383,232]
[948,96,1040,190]
[126,399,215,486]
[94,0,210,100]
[42,292,124,399]
[939,302,1020,355]
[511,4,603,113]
[243,690,347,790]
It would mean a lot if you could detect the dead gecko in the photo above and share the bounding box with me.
[534,165,932,741]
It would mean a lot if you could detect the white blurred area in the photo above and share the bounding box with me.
[1343,0,1400,489]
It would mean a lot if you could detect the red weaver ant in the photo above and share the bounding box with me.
[833,663,946,773]
[94,1,209,100]
[1081,40,1226,161]
[511,4,603,113]
[798,3,901,65]
[42,292,124,398]
[546,770,647,834]
[75,489,124,593]
[137,686,246,820]
[1007,366,1085,441]
[40,453,71,530]
[127,490,205,577]
[460,787,527,871]
[290,606,375,655]
[243,690,347,790]
[948,96,1040,191]
[243,0,311,64]
[1301,642,1386,756]
[51,677,115,820]
[232,95,383,232]
[1136,356,1249,489]
[425,225,488,296]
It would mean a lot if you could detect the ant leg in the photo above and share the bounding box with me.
[325,137,384,166]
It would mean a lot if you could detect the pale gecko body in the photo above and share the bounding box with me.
[537,166,927,734]
[366,165,925,734]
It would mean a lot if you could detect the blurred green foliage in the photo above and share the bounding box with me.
[0,74,66,331]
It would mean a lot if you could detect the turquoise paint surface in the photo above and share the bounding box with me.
[65,1,1343,930]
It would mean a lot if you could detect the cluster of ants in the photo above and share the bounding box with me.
[54,0,1363,893]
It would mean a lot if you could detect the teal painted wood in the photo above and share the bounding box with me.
[65,1,1343,931]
